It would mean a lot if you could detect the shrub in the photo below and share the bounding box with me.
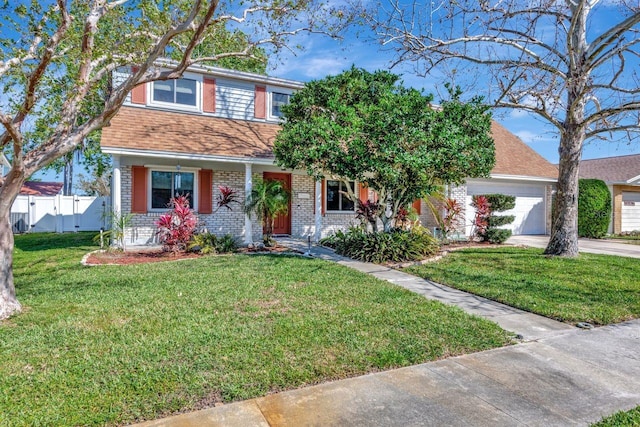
[321,226,439,263]
[484,193,516,243]
[485,228,512,244]
[578,179,611,238]
[471,195,491,237]
[95,211,132,250]
[440,198,464,239]
[189,232,238,254]
[472,193,516,243]
[155,195,198,252]
[355,199,382,232]
[485,194,515,211]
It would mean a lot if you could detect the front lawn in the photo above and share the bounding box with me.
[0,233,511,426]
[406,247,640,325]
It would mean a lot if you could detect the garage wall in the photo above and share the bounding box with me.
[465,179,552,236]
[621,191,640,232]
[612,185,640,234]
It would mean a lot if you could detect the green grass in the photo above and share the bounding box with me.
[607,235,640,245]
[406,247,640,325]
[0,233,512,426]
[593,406,640,426]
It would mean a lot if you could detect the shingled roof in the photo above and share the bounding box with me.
[20,181,63,196]
[101,107,558,179]
[579,154,640,183]
[101,106,278,159]
[490,122,557,179]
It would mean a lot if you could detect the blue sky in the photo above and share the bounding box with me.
[35,2,640,184]
[266,4,640,165]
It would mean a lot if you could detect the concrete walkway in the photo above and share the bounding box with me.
[507,235,640,258]
[136,240,640,427]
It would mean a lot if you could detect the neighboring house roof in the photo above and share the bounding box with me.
[579,154,640,184]
[101,106,558,180]
[20,181,63,196]
[101,106,278,160]
[490,122,558,179]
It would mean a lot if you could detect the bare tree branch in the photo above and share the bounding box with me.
[369,0,640,256]
[0,0,71,150]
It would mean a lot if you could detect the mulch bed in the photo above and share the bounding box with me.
[85,249,202,265]
[84,245,303,266]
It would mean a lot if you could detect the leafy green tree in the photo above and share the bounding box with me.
[371,0,640,256]
[274,67,495,231]
[44,17,269,195]
[0,0,349,320]
[244,179,290,245]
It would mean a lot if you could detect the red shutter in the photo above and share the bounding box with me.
[358,183,369,204]
[254,85,266,119]
[412,199,422,215]
[321,179,326,216]
[203,78,216,113]
[130,67,146,105]
[131,166,148,213]
[198,169,213,214]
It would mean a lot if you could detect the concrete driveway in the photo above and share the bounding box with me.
[507,235,640,258]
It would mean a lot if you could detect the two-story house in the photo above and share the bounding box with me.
[100,63,558,245]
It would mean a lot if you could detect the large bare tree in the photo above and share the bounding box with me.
[370,0,640,256]
[0,0,348,320]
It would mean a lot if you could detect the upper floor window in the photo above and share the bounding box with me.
[150,170,195,209]
[326,180,355,212]
[152,78,197,106]
[271,92,290,117]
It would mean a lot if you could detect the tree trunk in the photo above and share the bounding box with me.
[63,158,73,196]
[0,210,20,320]
[544,128,583,257]
[0,175,23,320]
[544,2,588,258]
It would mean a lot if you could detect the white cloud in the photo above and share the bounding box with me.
[510,109,529,118]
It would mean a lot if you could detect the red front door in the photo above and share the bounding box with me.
[263,172,291,235]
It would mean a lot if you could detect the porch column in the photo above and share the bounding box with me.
[244,163,253,244]
[314,179,322,242]
[112,155,121,217]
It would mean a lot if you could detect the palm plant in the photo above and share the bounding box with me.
[94,211,133,251]
[244,179,290,245]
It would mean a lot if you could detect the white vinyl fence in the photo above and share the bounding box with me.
[10,195,110,233]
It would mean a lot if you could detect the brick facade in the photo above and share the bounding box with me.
[121,165,447,244]
[122,164,560,244]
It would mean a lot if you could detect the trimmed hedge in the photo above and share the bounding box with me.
[578,179,611,238]
[479,193,516,243]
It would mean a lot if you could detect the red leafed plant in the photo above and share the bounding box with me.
[395,206,411,229]
[441,198,464,238]
[356,199,381,232]
[471,195,491,239]
[156,195,198,253]
[214,185,239,213]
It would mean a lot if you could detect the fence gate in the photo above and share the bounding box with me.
[10,195,110,233]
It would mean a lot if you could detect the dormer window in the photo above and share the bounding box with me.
[271,92,290,117]
[152,78,197,106]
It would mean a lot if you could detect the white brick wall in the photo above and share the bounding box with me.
[120,166,451,244]
[121,167,255,245]
[291,174,316,238]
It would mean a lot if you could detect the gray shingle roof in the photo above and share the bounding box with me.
[579,154,640,183]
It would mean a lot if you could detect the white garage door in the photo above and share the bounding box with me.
[466,181,547,235]
[621,191,640,232]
